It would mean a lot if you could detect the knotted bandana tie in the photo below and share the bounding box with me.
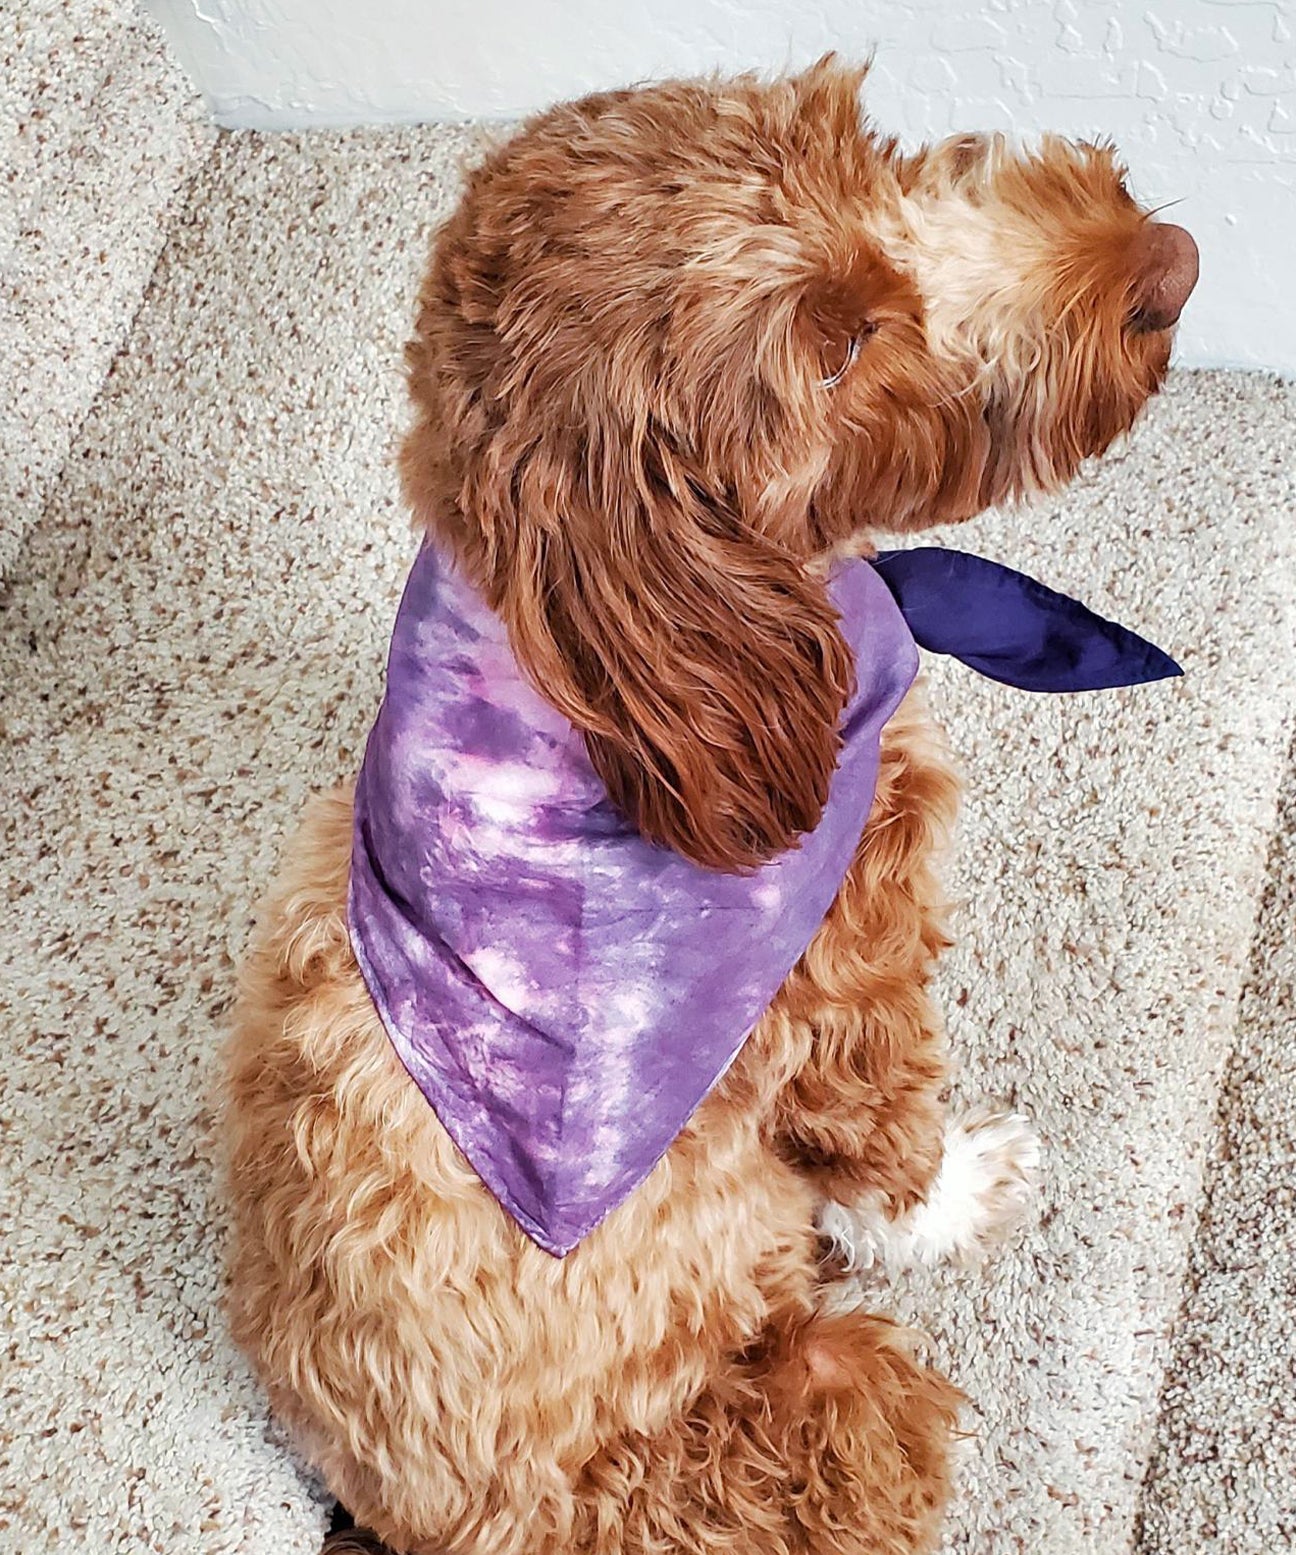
[348,543,1178,1255]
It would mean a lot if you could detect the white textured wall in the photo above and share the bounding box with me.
[143,0,1296,373]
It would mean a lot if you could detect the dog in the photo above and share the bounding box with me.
[223,58,1196,1555]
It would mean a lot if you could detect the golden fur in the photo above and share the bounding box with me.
[224,59,1192,1555]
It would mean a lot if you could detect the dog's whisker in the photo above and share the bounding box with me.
[1144,196,1187,221]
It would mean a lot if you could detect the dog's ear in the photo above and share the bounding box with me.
[464,417,853,873]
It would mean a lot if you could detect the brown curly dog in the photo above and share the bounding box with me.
[224,58,1196,1555]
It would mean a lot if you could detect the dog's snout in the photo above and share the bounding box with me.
[1131,222,1199,332]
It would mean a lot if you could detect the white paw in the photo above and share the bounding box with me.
[819,1108,1040,1277]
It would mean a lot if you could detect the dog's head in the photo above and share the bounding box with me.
[401,59,1196,872]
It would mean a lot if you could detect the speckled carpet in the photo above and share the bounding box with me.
[2,120,1295,1555]
[0,0,211,577]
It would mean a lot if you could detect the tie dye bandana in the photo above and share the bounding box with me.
[348,543,1179,1255]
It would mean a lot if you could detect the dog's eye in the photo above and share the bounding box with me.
[817,322,876,390]
[818,335,859,389]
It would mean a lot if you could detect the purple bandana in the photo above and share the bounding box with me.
[348,543,1178,1255]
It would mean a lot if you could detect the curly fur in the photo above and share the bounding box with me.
[224,57,1192,1555]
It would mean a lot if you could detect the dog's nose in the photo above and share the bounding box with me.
[1131,222,1199,332]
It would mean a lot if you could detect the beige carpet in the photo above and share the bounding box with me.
[1135,732,1296,1555]
[0,0,212,579]
[2,118,1295,1555]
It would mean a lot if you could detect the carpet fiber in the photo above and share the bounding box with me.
[2,121,1294,1555]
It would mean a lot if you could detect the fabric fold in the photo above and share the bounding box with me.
[872,547,1182,691]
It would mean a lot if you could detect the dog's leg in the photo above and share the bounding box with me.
[576,1307,960,1555]
[755,691,957,1209]
[743,689,1036,1265]
[818,1106,1040,1276]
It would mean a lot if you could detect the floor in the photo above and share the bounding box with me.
[2,122,1295,1554]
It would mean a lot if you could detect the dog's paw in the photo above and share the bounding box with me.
[818,1108,1040,1277]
